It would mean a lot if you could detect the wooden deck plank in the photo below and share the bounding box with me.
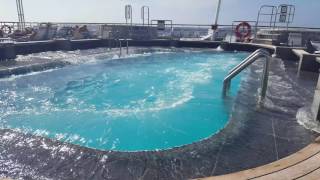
[196,137,320,180]
[297,167,320,180]
[256,152,320,179]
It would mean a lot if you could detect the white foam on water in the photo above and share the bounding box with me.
[68,55,216,117]
[66,134,86,144]
[0,158,48,180]
[0,49,249,151]
[3,51,236,119]
[59,145,76,155]
[14,47,177,67]
[104,94,194,117]
[40,140,50,150]
[1,132,17,141]
[297,107,320,133]
[216,46,224,51]
[82,54,218,117]
[0,68,59,82]
[100,155,108,163]
[34,129,50,136]
[1,47,224,84]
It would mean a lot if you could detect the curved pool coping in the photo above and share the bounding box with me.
[1,41,319,179]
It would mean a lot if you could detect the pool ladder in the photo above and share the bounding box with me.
[118,39,129,57]
[223,49,271,102]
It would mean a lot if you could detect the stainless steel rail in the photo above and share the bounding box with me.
[223,49,271,101]
[228,49,267,75]
[119,39,122,57]
[126,40,129,55]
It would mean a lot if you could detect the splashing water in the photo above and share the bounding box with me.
[0,49,248,151]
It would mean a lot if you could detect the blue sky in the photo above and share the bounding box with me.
[0,0,319,27]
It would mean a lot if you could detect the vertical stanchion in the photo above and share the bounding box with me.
[125,5,133,25]
[260,55,270,101]
[16,0,25,31]
[141,6,150,26]
[119,40,122,57]
[126,40,129,55]
[212,0,222,40]
[108,39,112,50]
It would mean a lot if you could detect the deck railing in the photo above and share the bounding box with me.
[0,21,320,43]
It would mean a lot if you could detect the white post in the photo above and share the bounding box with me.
[141,6,150,26]
[125,5,132,25]
[214,0,222,25]
[212,0,222,40]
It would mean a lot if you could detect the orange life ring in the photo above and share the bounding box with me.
[235,22,251,39]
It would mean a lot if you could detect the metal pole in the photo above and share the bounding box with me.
[108,39,111,50]
[260,56,270,101]
[19,0,25,29]
[126,40,129,55]
[16,0,25,31]
[130,7,132,25]
[119,40,122,57]
[147,7,150,25]
[170,20,173,40]
[141,7,145,25]
[125,5,132,25]
[124,5,128,24]
[141,6,150,26]
[212,0,222,40]
[16,0,21,30]
[214,0,222,26]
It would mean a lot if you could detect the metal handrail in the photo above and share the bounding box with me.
[223,49,271,101]
[228,49,267,74]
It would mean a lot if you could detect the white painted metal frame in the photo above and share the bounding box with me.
[141,6,150,26]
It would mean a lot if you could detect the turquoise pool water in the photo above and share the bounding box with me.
[0,50,248,151]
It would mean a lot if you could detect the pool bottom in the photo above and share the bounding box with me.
[0,57,319,180]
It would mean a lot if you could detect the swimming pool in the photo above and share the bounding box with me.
[0,49,248,151]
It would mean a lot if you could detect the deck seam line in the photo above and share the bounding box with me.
[249,150,320,179]
[294,165,320,180]
[271,118,279,160]
[210,141,225,176]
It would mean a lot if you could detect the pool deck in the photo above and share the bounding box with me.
[0,43,320,179]
[197,137,320,180]
[2,137,320,180]
[2,138,320,180]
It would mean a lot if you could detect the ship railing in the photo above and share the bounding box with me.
[0,21,319,42]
